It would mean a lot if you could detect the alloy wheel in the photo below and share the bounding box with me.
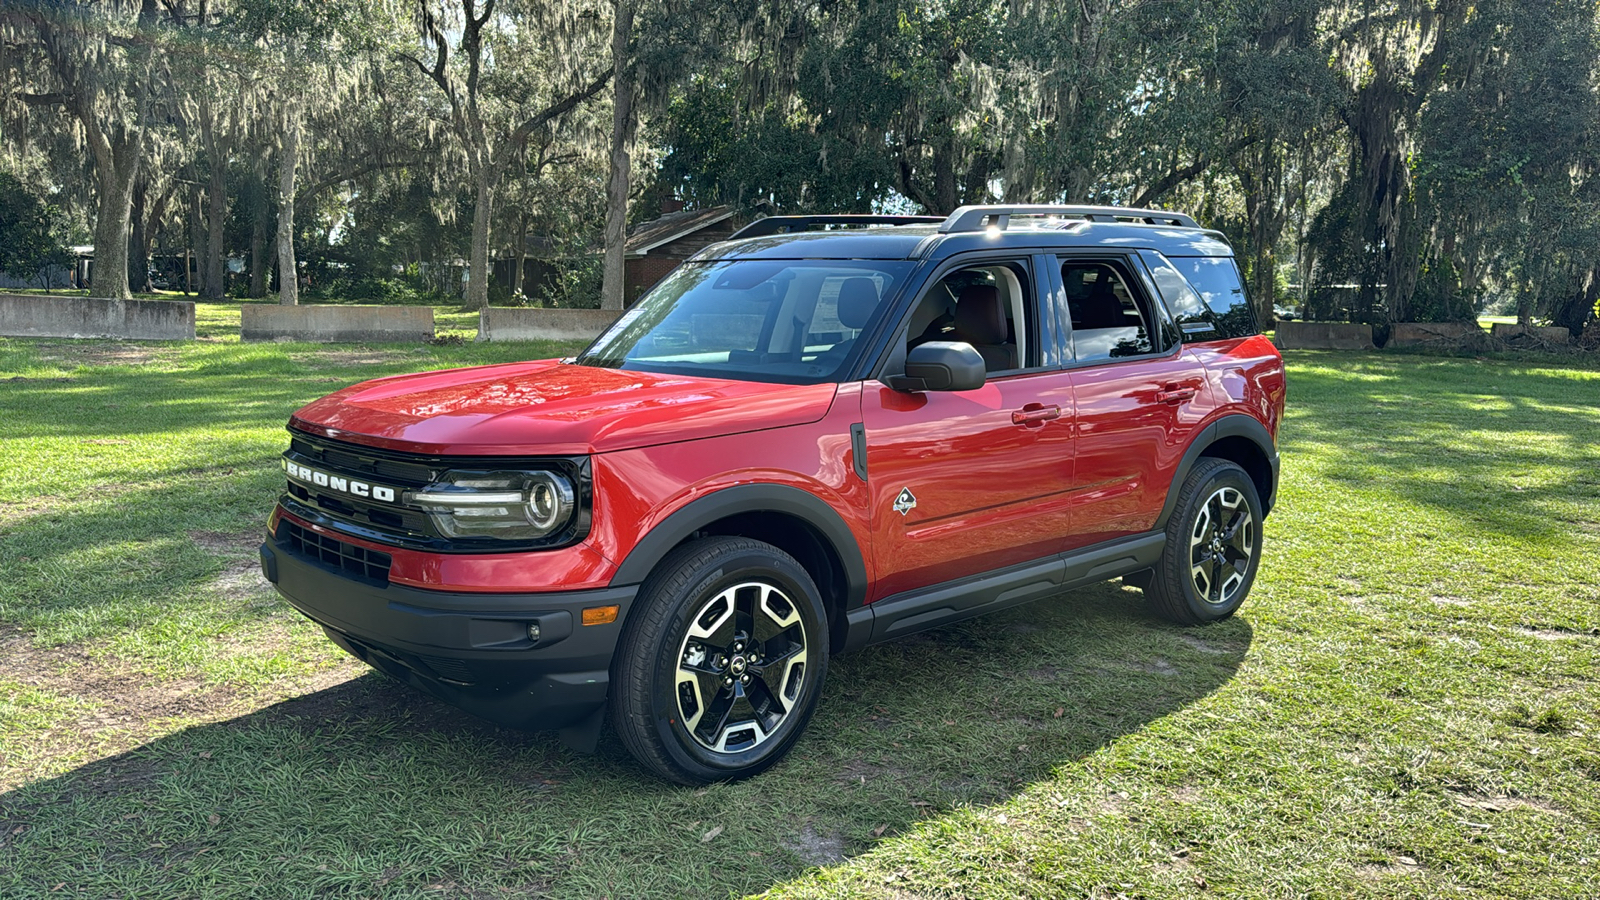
[1188,485,1256,607]
[675,581,809,754]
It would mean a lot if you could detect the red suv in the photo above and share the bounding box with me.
[260,205,1285,783]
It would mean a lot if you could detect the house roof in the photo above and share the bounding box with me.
[625,206,737,256]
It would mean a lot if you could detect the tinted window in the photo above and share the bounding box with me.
[1061,261,1158,362]
[1167,256,1258,339]
[578,259,915,384]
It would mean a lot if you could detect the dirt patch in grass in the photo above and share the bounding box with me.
[1451,791,1568,818]
[188,530,273,602]
[782,823,847,866]
[0,624,361,791]
[35,343,172,368]
[290,350,408,369]
[1515,625,1599,640]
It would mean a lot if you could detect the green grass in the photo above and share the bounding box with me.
[2,342,1598,898]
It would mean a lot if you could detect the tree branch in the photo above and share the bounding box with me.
[295,154,430,204]
[17,92,70,107]
[508,68,615,149]
[1132,134,1260,208]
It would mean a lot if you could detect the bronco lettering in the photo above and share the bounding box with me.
[283,459,398,503]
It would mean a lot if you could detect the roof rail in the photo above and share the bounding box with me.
[938,204,1199,233]
[729,214,945,240]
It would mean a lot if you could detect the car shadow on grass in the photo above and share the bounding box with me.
[0,581,1249,898]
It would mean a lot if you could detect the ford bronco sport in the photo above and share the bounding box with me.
[260,204,1285,784]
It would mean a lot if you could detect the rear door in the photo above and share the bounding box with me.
[1060,254,1213,550]
[861,254,1077,600]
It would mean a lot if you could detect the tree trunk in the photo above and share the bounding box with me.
[88,136,141,300]
[466,171,493,310]
[205,162,228,299]
[276,97,302,306]
[189,186,209,296]
[250,208,268,298]
[199,94,229,300]
[599,0,635,312]
[129,177,151,293]
[513,211,530,299]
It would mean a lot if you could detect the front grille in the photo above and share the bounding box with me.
[281,428,592,552]
[278,519,392,584]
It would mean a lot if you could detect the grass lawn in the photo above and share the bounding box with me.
[1,339,1598,898]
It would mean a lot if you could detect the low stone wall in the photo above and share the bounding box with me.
[1490,323,1572,344]
[1275,320,1375,350]
[0,293,195,340]
[1387,321,1484,347]
[241,304,433,343]
[477,307,622,342]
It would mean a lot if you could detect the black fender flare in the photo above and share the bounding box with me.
[608,483,870,611]
[1154,414,1280,530]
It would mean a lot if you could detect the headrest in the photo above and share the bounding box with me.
[954,284,1008,345]
[836,277,880,330]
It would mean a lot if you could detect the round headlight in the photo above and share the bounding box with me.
[410,469,576,541]
[524,472,569,531]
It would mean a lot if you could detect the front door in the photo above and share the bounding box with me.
[860,256,1076,600]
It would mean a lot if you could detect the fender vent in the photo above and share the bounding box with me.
[278,520,392,585]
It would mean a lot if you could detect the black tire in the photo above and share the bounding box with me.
[1145,457,1263,625]
[609,536,828,784]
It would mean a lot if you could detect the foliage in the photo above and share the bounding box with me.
[0,171,69,286]
[4,0,1600,325]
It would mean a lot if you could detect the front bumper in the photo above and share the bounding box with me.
[261,525,635,732]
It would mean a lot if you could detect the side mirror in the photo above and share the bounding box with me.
[886,341,986,392]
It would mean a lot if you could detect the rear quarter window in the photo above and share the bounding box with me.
[1167,256,1258,339]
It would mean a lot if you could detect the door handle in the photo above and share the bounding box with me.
[1156,384,1197,404]
[1012,404,1061,426]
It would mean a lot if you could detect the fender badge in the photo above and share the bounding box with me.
[893,488,917,516]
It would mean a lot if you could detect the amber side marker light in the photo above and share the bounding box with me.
[582,605,620,626]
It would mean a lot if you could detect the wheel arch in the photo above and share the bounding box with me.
[609,484,869,654]
[1155,415,1279,531]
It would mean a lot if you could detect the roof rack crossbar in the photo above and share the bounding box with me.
[938,204,1199,233]
[729,214,945,240]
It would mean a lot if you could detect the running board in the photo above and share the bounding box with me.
[842,533,1165,651]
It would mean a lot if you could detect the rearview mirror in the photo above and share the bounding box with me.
[886,341,986,392]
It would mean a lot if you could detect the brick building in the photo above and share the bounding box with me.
[623,202,742,303]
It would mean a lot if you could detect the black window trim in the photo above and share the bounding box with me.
[1049,250,1183,371]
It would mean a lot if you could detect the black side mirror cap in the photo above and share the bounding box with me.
[885,341,986,392]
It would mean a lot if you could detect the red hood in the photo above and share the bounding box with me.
[288,360,840,455]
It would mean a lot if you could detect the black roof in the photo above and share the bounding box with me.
[690,205,1234,262]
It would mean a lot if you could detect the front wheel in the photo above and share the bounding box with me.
[1144,458,1263,625]
[609,537,828,784]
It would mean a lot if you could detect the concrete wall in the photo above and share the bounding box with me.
[1275,320,1375,350]
[241,304,433,343]
[1388,321,1485,347]
[478,307,622,342]
[1491,323,1571,344]
[0,293,195,340]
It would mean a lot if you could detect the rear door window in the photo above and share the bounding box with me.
[1060,260,1163,363]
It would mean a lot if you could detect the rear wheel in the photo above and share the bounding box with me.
[610,537,827,784]
[1145,458,1262,625]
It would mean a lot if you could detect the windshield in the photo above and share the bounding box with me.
[576,259,916,384]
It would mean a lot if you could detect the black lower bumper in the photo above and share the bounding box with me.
[260,530,635,733]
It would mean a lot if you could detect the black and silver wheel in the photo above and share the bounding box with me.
[1145,457,1263,625]
[610,536,827,784]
